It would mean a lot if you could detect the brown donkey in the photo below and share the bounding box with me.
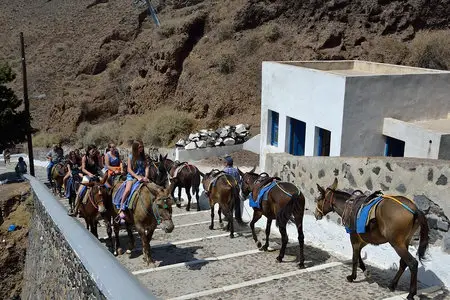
[51,162,66,197]
[314,178,429,300]
[200,169,240,238]
[78,182,108,239]
[147,154,170,188]
[239,168,306,268]
[110,180,175,266]
[165,159,201,211]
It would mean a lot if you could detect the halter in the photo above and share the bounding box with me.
[87,186,103,210]
[137,191,170,225]
[316,189,335,215]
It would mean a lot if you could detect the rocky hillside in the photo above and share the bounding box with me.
[1,0,449,143]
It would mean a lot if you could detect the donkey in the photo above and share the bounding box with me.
[200,169,240,238]
[51,162,66,197]
[164,158,201,211]
[110,180,175,266]
[147,154,169,188]
[314,178,429,300]
[239,167,306,268]
[77,182,108,238]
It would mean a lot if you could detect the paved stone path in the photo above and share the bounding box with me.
[4,163,448,300]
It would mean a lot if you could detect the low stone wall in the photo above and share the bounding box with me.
[175,144,244,162]
[21,175,154,300]
[265,154,450,245]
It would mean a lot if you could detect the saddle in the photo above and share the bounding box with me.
[171,162,195,178]
[206,171,235,195]
[252,176,281,201]
[342,190,383,233]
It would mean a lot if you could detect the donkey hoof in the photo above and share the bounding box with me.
[113,251,118,256]
[388,283,396,292]
[259,245,268,251]
[364,270,371,279]
[298,263,305,269]
[276,256,282,263]
[209,225,214,230]
[256,241,262,248]
[126,249,132,255]
[346,275,355,282]
[406,295,414,300]
[229,233,234,238]
[176,203,181,208]
[186,206,190,211]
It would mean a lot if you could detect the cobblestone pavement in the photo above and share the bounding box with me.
[21,165,450,300]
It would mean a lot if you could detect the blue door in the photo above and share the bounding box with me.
[270,111,279,146]
[384,136,405,157]
[289,118,306,156]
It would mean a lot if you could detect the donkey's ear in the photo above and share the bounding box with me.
[164,153,168,160]
[198,171,205,177]
[250,165,256,173]
[159,154,163,161]
[330,177,338,190]
[316,184,325,196]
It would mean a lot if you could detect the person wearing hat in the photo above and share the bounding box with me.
[46,143,64,183]
[222,155,245,225]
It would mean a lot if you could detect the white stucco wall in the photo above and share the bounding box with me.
[383,118,443,159]
[260,62,346,171]
[341,74,450,156]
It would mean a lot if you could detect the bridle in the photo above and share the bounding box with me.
[87,186,103,210]
[316,189,335,216]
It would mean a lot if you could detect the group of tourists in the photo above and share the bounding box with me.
[46,139,246,223]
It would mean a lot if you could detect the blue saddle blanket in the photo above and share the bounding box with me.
[345,196,383,234]
[65,177,75,198]
[113,181,142,209]
[249,181,277,209]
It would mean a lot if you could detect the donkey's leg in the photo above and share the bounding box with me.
[137,227,153,266]
[218,207,223,226]
[92,219,99,239]
[145,227,156,265]
[194,186,200,211]
[260,218,272,251]
[250,210,263,248]
[228,211,234,238]
[276,224,289,263]
[389,259,407,291]
[178,186,183,209]
[113,222,122,256]
[209,204,215,230]
[347,235,364,282]
[295,214,305,268]
[185,185,192,211]
[126,223,135,254]
[391,245,418,299]
[105,217,113,250]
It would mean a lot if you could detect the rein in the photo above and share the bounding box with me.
[317,189,335,215]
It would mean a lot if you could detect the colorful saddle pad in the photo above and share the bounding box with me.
[345,196,383,234]
[112,180,143,209]
[249,181,278,209]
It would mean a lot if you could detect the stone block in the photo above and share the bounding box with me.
[437,220,449,232]
[427,214,439,229]
[436,175,448,186]
[196,140,207,148]
[185,142,197,150]
[413,195,431,214]
[223,138,236,146]
[189,133,200,140]
[175,139,186,147]
[442,232,450,254]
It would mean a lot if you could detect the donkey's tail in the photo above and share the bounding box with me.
[416,210,429,262]
[276,192,304,228]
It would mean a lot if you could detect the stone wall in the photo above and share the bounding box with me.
[21,175,154,300]
[265,154,450,244]
[22,191,106,300]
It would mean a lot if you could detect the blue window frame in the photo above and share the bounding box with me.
[270,111,279,146]
[288,118,306,156]
[384,136,405,157]
[316,127,331,156]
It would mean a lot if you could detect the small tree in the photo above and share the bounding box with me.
[0,62,32,150]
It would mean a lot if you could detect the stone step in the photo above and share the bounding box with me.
[136,242,337,299]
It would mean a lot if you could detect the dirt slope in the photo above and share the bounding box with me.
[1,0,449,138]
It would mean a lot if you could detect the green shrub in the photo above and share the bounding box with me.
[264,24,282,42]
[80,121,119,148]
[409,30,450,70]
[217,53,236,74]
[119,114,149,144]
[143,108,195,147]
[32,132,62,148]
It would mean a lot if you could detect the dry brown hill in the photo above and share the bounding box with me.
[1,0,449,146]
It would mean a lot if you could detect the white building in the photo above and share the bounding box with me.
[260,60,450,171]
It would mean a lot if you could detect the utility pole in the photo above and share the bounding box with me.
[20,32,35,176]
